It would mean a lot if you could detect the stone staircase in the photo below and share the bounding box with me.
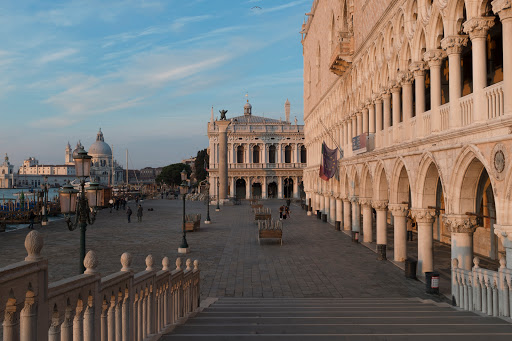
[162,297,512,340]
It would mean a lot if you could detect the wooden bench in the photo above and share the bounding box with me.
[184,213,201,232]
[254,207,271,221]
[258,219,283,245]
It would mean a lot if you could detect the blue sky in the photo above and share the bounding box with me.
[0,0,310,169]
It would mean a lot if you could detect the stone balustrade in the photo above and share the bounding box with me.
[0,231,200,341]
[452,256,511,318]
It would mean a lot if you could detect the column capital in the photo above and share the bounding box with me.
[441,35,469,55]
[463,17,496,40]
[492,0,512,20]
[411,208,436,223]
[398,71,414,85]
[356,111,362,118]
[372,200,388,210]
[493,224,512,246]
[423,49,447,68]
[388,203,409,217]
[389,82,401,93]
[442,214,478,234]
[342,197,351,203]
[350,196,359,203]
[409,61,426,76]
[358,197,372,206]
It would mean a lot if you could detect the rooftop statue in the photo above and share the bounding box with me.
[219,109,228,120]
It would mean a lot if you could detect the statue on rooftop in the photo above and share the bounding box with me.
[219,110,228,120]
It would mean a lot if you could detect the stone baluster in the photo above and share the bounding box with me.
[412,209,436,275]
[145,255,154,335]
[83,305,94,341]
[100,302,108,341]
[3,301,19,341]
[20,293,36,341]
[115,299,122,341]
[373,200,388,260]
[389,204,409,262]
[343,199,351,231]
[48,311,61,341]
[108,297,116,341]
[506,274,512,317]
[142,289,148,340]
[463,274,469,310]
[486,276,493,315]
[463,17,496,122]
[493,0,512,114]
[360,198,373,243]
[137,294,142,341]
[451,259,460,306]
[493,280,499,316]
[193,260,200,310]
[73,304,84,341]
[120,253,132,341]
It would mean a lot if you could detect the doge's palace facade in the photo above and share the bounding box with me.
[303,0,512,283]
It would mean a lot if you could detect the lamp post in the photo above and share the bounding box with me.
[178,169,189,254]
[201,178,211,224]
[216,178,220,211]
[59,147,103,274]
[41,175,49,225]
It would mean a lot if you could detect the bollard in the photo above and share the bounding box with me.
[316,210,321,219]
[425,272,440,294]
[377,244,387,260]
[321,214,327,222]
[405,258,417,279]
[352,231,359,243]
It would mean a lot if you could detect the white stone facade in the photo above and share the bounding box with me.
[207,100,306,200]
[0,154,14,188]
[302,0,512,278]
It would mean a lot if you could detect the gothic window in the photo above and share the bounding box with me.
[485,6,503,86]
[253,146,260,163]
[300,146,307,163]
[237,146,244,164]
[269,145,276,164]
[285,145,292,163]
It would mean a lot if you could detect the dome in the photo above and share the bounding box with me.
[244,100,252,116]
[244,101,252,109]
[88,129,112,157]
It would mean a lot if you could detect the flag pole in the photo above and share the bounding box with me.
[318,118,343,157]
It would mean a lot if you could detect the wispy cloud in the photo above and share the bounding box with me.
[251,0,309,14]
[38,48,79,64]
[170,15,212,32]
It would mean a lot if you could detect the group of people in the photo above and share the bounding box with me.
[126,204,143,223]
[109,197,127,212]
[279,199,292,220]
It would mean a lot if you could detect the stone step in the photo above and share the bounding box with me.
[203,306,455,313]
[198,310,476,318]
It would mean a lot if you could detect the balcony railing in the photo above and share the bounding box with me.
[329,33,353,76]
[227,163,306,169]
[460,93,474,126]
[440,103,450,131]
[485,81,504,119]
[423,110,432,136]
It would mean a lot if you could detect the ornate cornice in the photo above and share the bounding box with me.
[463,17,496,40]
[442,214,478,234]
[412,208,436,223]
[372,200,388,210]
[388,204,409,217]
[441,35,469,55]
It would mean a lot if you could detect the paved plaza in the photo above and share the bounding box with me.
[0,198,445,302]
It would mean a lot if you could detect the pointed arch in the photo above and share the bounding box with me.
[373,161,389,201]
[390,157,413,205]
[415,152,446,209]
[360,163,373,199]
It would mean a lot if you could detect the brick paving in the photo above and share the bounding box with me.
[0,198,446,302]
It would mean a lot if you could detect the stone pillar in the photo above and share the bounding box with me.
[356,112,363,135]
[293,177,299,199]
[351,115,357,138]
[360,198,373,243]
[246,178,251,199]
[493,224,512,269]
[493,2,512,114]
[463,17,495,122]
[216,120,231,201]
[368,103,375,134]
[412,208,436,275]
[373,200,388,260]
[441,35,469,128]
[362,107,369,134]
[401,72,414,123]
[336,197,343,230]
[443,214,478,270]
[375,98,383,132]
[351,197,360,239]
[382,92,391,129]
[391,84,401,143]
[330,196,336,224]
[389,204,409,262]
[410,62,426,116]
[262,177,267,199]
[343,199,351,231]
[324,194,330,218]
[318,192,325,214]
[424,49,447,132]
[278,177,283,199]
[230,177,235,198]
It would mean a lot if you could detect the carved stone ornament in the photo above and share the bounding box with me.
[442,214,478,234]
[492,143,506,180]
[358,197,372,206]
[145,254,154,271]
[441,35,469,55]
[25,230,44,262]
[399,72,414,85]
[412,209,436,223]
[372,200,388,210]
[463,17,496,39]
[120,252,133,271]
[84,250,99,274]
[409,61,426,76]
[423,49,447,67]
[186,258,192,271]
[193,259,199,271]
[492,0,512,19]
[162,257,170,271]
[176,257,182,271]
[388,204,409,217]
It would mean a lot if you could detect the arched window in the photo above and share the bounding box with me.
[269,145,276,164]
[285,145,292,163]
[253,146,260,163]
[237,146,244,164]
[300,146,307,163]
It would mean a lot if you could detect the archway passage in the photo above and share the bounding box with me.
[252,183,262,199]
[236,179,246,199]
[267,182,277,199]
[283,178,294,198]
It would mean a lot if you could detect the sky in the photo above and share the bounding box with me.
[0,0,310,169]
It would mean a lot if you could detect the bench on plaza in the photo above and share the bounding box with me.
[185,213,201,232]
[251,203,263,211]
[258,219,283,245]
[254,207,271,221]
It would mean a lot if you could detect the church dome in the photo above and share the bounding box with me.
[88,129,112,157]
[244,100,252,116]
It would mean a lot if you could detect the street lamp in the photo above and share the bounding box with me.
[178,169,189,254]
[216,178,220,211]
[41,175,49,225]
[59,147,102,274]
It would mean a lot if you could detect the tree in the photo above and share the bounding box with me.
[156,163,191,187]
[194,149,209,182]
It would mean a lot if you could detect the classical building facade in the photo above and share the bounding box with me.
[88,129,124,186]
[208,100,306,199]
[0,154,14,188]
[302,0,512,280]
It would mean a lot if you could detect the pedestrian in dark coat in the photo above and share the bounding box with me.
[126,207,132,223]
[137,205,143,222]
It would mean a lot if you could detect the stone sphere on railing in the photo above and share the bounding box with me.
[473,256,480,268]
[193,260,199,271]
[120,252,133,272]
[176,257,182,270]
[145,255,154,271]
[451,258,458,269]
[84,251,99,274]
[25,230,44,262]
[162,257,170,271]
[186,259,192,271]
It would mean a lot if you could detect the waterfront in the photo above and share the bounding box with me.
[0,188,60,201]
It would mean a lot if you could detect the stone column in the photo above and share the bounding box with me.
[360,198,373,243]
[278,177,283,199]
[335,197,343,230]
[389,204,409,262]
[463,17,495,122]
[493,224,512,269]
[343,199,351,231]
[216,120,231,201]
[351,115,357,138]
[401,72,414,122]
[373,200,388,260]
[246,178,251,199]
[382,92,391,129]
[443,214,478,270]
[493,2,512,114]
[441,35,469,129]
[262,177,267,199]
[412,208,436,275]
[368,103,375,134]
[356,112,363,135]
[318,192,325,215]
[230,177,235,198]
[410,62,426,116]
[391,84,401,142]
[362,107,369,134]
[330,196,336,224]
[375,97,383,132]
[424,49,447,132]
[293,177,299,199]
[351,197,360,240]
[324,194,330,219]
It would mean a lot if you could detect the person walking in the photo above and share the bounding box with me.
[137,204,143,223]
[126,206,132,223]
[279,205,285,220]
[28,210,36,229]
[109,199,114,213]
[285,206,291,219]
